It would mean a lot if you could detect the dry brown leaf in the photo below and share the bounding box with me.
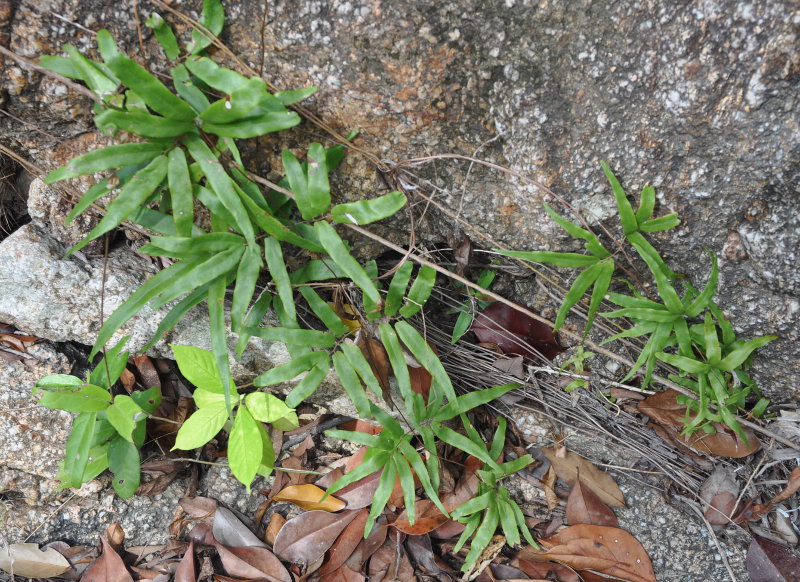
[0,543,71,578]
[752,466,800,516]
[119,368,136,392]
[542,465,560,511]
[473,301,565,360]
[334,468,382,510]
[216,545,291,582]
[637,389,760,458]
[173,541,196,582]
[566,476,618,527]
[699,466,738,525]
[265,513,286,547]
[513,555,581,582]
[213,506,267,548]
[408,363,433,400]
[747,535,800,581]
[81,536,134,582]
[344,517,388,571]
[367,538,416,582]
[320,564,367,582]
[273,510,360,565]
[339,419,382,435]
[133,355,162,389]
[537,524,655,582]
[392,499,449,535]
[542,448,625,507]
[273,484,346,512]
[357,335,390,392]
[319,509,369,576]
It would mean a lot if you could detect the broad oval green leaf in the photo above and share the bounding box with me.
[244,392,293,423]
[228,406,263,489]
[108,435,140,497]
[172,403,229,450]
[35,384,111,412]
[171,344,225,393]
[106,395,146,442]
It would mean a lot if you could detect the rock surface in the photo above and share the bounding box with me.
[1,1,798,579]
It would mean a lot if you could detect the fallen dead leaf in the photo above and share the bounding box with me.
[345,517,388,571]
[752,466,800,517]
[699,466,738,525]
[542,448,625,507]
[537,524,655,582]
[473,301,565,360]
[273,510,360,565]
[0,543,71,579]
[513,554,581,582]
[357,335,390,393]
[273,483,347,512]
[319,509,369,576]
[216,544,291,582]
[747,535,800,581]
[81,536,134,582]
[566,475,619,527]
[173,541,196,582]
[265,513,286,547]
[637,389,760,458]
[392,499,449,535]
[367,538,416,582]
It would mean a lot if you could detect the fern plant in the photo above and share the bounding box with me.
[497,163,774,439]
[34,0,537,572]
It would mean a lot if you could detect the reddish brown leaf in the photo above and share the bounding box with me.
[542,448,625,507]
[357,335,390,392]
[273,510,360,565]
[173,541,196,582]
[542,465,560,510]
[514,555,581,582]
[406,534,453,576]
[452,233,472,277]
[566,477,618,527]
[81,537,134,582]
[319,509,369,576]
[441,455,483,512]
[473,302,565,360]
[339,420,382,435]
[334,468,382,510]
[752,466,800,517]
[637,389,760,458]
[320,564,367,582]
[429,519,466,540]
[213,506,268,548]
[392,499,449,535]
[537,524,655,582]
[747,535,800,581]
[265,513,285,547]
[408,364,433,400]
[273,484,346,512]
[119,368,136,392]
[345,517,388,571]
[133,355,162,389]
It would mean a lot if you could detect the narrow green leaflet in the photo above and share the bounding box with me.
[182,134,255,243]
[384,261,413,317]
[554,258,610,331]
[108,435,140,497]
[331,191,407,225]
[105,54,192,119]
[378,323,414,408]
[601,161,638,235]
[228,406,263,490]
[635,185,656,223]
[399,266,436,318]
[282,146,330,220]
[172,401,229,450]
[717,335,777,371]
[141,233,243,258]
[339,342,384,398]
[240,194,323,252]
[246,327,334,348]
[496,249,599,268]
[274,87,318,106]
[66,154,168,255]
[190,0,225,54]
[207,276,234,415]
[94,109,195,138]
[236,290,273,358]
[145,12,180,60]
[297,286,349,336]
[63,44,117,95]
[395,321,456,402]
[39,55,80,78]
[45,142,164,183]
[252,350,328,386]
[171,64,210,113]
[184,56,248,92]
[167,147,194,237]
[231,245,263,332]
[263,237,296,323]
[284,359,329,408]
[314,221,381,305]
[332,351,370,417]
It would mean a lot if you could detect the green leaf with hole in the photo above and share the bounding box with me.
[60,411,97,489]
[314,221,381,305]
[331,191,407,225]
[34,383,111,413]
[45,142,165,183]
[200,77,283,123]
[107,434,140,498]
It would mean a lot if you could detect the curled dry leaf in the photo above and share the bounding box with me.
[392,499,449,535]
[537,524,655,582]
[751,466,800,517]
[273,483,347,512]
[566,477,619,527]
[542,448,625,507]
[0,543,72,579]
[747,535,800,582]
[473,301,565,360]
[637,389,760,458]
[273,510,360,565]
[265,513,286,547]
[699,466,739,525]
